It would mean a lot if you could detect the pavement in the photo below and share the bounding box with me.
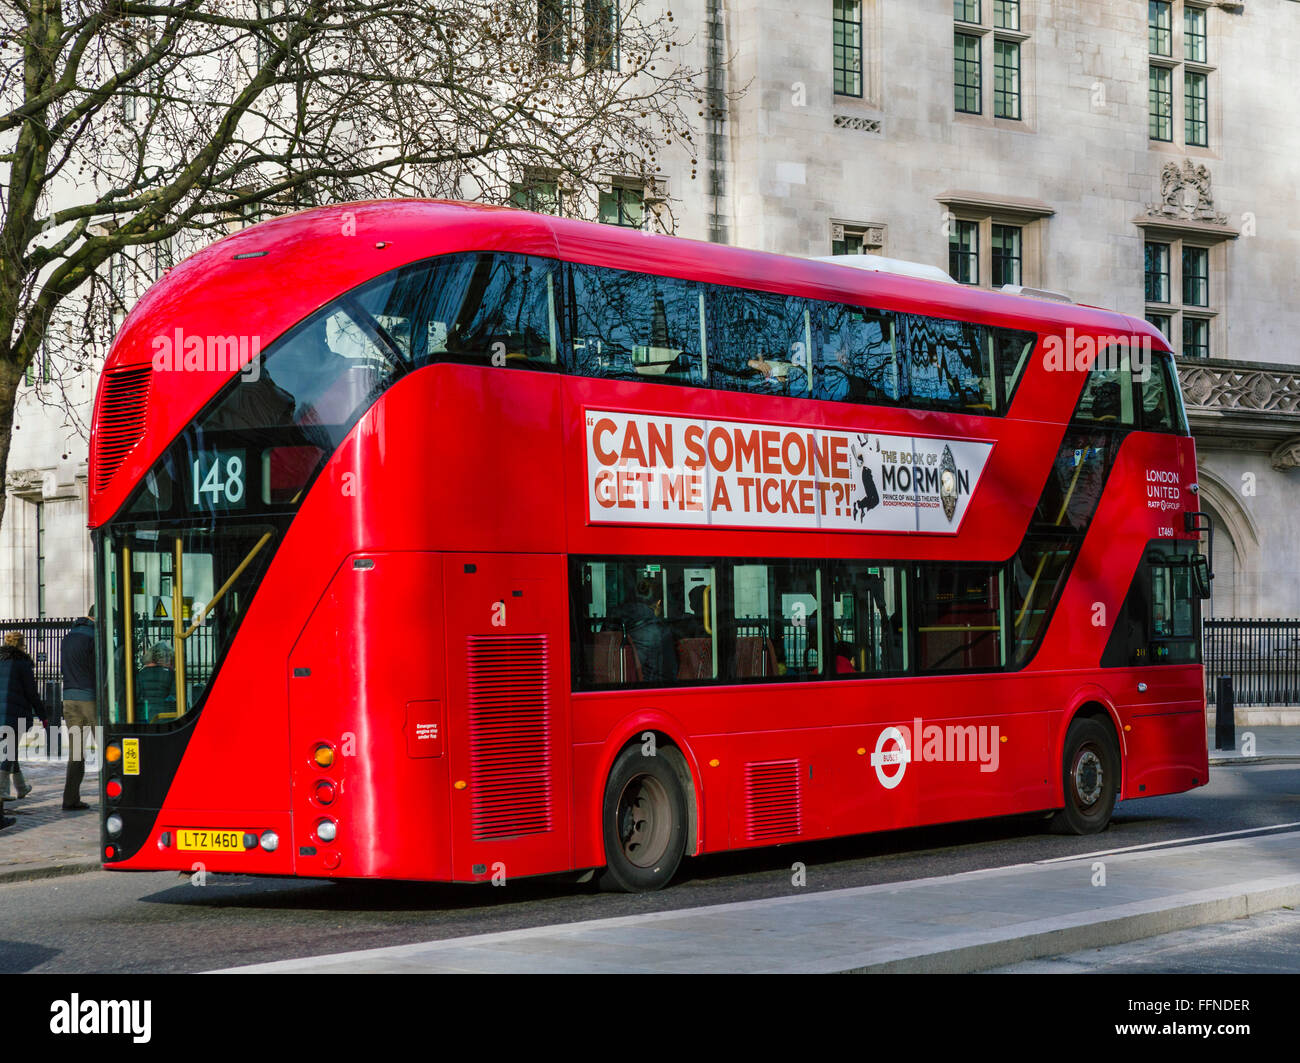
[0,757,101,884]
[220,828,1300,973]
[3,722,1298,972]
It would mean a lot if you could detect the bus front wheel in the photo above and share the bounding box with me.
[1050,717,1119,835]
[600,745,687,892]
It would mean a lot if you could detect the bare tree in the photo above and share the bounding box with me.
[0,0,709,528]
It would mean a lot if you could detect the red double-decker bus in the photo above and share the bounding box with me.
[90,200,1210,890]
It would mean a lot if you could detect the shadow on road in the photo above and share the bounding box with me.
[129,807,1202,916]
[0,940,62,974]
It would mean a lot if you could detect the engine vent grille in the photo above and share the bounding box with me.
[93,366,152,491]
[466,635,552,840]
[745,759,802,842]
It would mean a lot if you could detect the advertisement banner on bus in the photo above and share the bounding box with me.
[585,410,993,533]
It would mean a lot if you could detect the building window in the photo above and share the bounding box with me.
[993,39,1020,119]
[1184,4,1207,62]
[991,224,1021,287]
[510,173,563,214]
[1148,66,1172,141]
[939,196,1051,288]
[24,345,51,387]
[255,1,279,66]
[1182,316,1209,359]
[1142,236,1217,359]
[152,236,174,279]
[108,253,128,300]
[584,0,619,71]
[1146,313,1172,341]
[1185,70,1207,147]
[120,39,139,121]
[539,2,618,70]
[538,0,570,63]
[954,3,1030,123]
[831,222,885,256]
[949,220,979,284]
[599,184,644,228]
[954,33,981,114]
[1150,3,1213,149]
[833,1,863,97]
[1182,245,1209,306]
[1149,1,1172,56]
[1145,242,1170,303]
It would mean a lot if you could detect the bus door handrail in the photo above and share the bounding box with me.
[182,532,274,639]
[1014,449,1090,631]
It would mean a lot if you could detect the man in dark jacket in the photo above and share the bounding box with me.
[60,612,97,811]
[0,631,49,807]
[621,579,677,685]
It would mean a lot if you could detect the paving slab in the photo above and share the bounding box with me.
[0,757,100,883]
[216,829,1300,974]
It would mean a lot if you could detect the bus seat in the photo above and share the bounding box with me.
[676,638,713,680]
[734,636,778,678]
[592,630,643,685]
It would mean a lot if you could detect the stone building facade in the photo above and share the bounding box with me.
[3,0,1298,620]
[673,0,1300,619]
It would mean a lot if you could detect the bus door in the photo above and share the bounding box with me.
[443,553,572,882]
[288,551,449,881]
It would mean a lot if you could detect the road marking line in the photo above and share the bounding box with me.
[1036,822,1300,864]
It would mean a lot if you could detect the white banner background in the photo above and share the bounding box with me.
[585,410,993,533]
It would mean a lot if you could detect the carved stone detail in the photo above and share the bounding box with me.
[1146,159,1227,224]
[833,114,882,135]
[1180,362,1300,415]
[4,469,44,498]
[1271,438,1300,471]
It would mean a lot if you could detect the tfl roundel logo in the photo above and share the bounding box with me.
[870,727,912,790]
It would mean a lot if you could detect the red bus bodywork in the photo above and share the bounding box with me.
[90,201,1208,882]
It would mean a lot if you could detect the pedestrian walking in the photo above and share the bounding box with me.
[0,631,49,804]
[60,610,97,811]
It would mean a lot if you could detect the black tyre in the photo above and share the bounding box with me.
[1050,717,1119,835]
[599,744,688,892]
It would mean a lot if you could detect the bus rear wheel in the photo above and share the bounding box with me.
[1050,717,1119,835]
[599,745,687,892]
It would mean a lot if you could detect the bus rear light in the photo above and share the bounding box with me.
[260,831,279,852]
[105,846,115,860]
[316,818,337,843]
[105,780,122,800]
[313,743,335,769]
[315,780,336,805]
[243,833,259,850]
[158,832,172,850]
[105,813,124,837]
[105,743,121,764]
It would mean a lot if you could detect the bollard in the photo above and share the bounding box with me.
[1215,675,1235,751]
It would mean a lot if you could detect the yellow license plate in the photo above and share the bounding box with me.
[177,829,245,852]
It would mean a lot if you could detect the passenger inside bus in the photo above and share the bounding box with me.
[613,579,678,685]
[136,641,176,722]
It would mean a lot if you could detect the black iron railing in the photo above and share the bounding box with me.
[0,616,77,724]
[1204,619,1300,707]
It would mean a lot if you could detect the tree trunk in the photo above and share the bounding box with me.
[0,352,28,544]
